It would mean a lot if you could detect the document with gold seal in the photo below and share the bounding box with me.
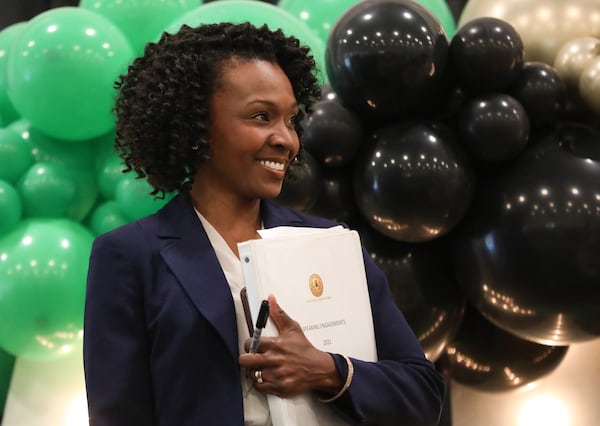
[238,226,376,426]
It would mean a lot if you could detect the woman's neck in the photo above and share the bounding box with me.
[189,187,262,256]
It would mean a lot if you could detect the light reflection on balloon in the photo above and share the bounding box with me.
[553,36,600,90]
[579,56,600,115]
[450,17,524,95]
[508,61,567,131]
[0,126,33,184]
[451,123,600,345]
[80,0,199,56]
[436,306,569,392]
[0,219,94,360]
[326,0,449,123]
[457,93,530,163]
[458,0,600,65]
[358,224,465,361]
[354,120,475,242]
[6,7,134,140]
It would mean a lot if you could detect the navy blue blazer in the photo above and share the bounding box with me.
[83,192,445,425]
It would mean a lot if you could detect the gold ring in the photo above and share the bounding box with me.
[254,370,263,384]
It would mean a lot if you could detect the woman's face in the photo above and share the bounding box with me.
[201,58,300,202]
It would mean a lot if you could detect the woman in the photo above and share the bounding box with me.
[83,22,445,426]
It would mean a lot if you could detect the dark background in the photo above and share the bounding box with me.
[0,0,467,31]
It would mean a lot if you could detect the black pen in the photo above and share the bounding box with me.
[249,300,270,353]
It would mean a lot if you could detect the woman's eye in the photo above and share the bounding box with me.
[253,112,269,121]
[288,115,298,126]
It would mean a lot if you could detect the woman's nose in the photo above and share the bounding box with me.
[269,120,299,152]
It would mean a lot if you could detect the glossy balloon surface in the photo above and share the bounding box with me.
[508,62,567,131]
[359,225,465,361]
[80,0,200,56]
[280,0,456,44]
[307,167,359,225]
[165,0,328,84]
[457,93,530,163]
[302,97,365,168]
[17,163,74,219]
[459,0,600,65]
[579,56,600,115]
[0,22,26,125]
[275,151,322,211]
[553,37,600,90]
[0,219,94,360]
[0,180,22,237]
[450,17,524,94]
[87,200,129,236]
[451,123,600,344]
[354,120,475,242]
[326,0,449,123]
[436,306,569,392]
[0,126,33,184]
[97,152,125,201]
[114,175,173,222]
[278,0,363,45]
[6,7,134,140]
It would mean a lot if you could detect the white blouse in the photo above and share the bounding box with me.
[196,210,271,426]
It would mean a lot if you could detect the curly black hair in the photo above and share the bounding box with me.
[113,22,322,197]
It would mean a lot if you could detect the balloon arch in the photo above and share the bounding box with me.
[0,0,599,413]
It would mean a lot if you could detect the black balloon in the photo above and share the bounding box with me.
[450,17,524,94]
[354,120,476,243]
[302,97,365,168]
[508,62,567,131]
[451,123,600,345]
[457,93,530,163]
[358,224,465,362]
[306,167,360,225]
[436,305,569,392]
[275,150,322,211]
[326,0,449,124]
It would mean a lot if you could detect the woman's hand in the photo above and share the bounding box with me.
[238,294,342,398]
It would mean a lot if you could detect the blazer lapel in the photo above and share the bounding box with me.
[156,193,239,361]
[153,195,313,362]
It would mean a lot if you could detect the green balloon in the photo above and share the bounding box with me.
[165,0,328,85]
[0,180,22,237]
[7,119,99,171]
[114,175,173,221]
[97,152,125,200]
[0,125,34,184]
[278,0,362,45]
[87,200,129,235]
[0,22,26,125]
[0,218,94,360]
[415,0,456,39]
[80,0,202,56]
[92,130,117,172]
[6,7,135,141]
[17,162,98,221]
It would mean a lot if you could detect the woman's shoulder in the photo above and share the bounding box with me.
[92,211,159,249]
[263,200,346,229]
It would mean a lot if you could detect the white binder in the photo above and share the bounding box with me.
[238,226,377,426]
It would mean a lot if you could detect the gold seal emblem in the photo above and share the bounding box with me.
[309,273,324,297]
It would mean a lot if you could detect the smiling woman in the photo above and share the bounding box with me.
[82,21,445,426]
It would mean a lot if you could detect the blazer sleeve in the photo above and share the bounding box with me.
[83,226,156,426]
[328,248,446,426]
